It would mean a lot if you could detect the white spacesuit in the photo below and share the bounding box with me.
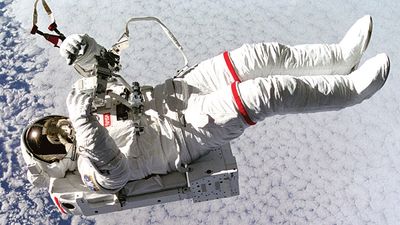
[21,15,390,193]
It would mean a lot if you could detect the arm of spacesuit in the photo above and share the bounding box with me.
[20,131,77,188]
[23,153,76,189]
[66,89,130,193]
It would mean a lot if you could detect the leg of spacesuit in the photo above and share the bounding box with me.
[182,15,372,94]
[183,53,389,158]
[238,53,389,122]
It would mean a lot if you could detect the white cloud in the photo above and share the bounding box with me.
[2,0,400,224]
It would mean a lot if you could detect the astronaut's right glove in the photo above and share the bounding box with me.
[60,34,106,72]
[66,88,94,127]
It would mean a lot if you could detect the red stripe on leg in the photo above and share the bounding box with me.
[231,82,256,126]
[223,51,241,82]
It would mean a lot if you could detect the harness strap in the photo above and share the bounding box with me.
[31,0,65,47]
[32,0,54,26]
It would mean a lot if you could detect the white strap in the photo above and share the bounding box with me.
[112,16,189,73]
[32,0,55,26]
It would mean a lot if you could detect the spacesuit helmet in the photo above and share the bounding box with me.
[22,115,76,163]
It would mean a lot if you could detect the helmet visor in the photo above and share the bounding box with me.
[24,116,72,163]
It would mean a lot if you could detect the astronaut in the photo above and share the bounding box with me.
[21,15,390,193]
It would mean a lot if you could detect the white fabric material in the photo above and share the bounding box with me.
[182,15,373,95]
[66,81,187,190]
[77,154,128,193]
[66,89,131,191]
[59,33,190,191]
[183,51,389,156]
[21,135,77,188]
[69,79,192,182]
[238,54,389,120]
[59,15,390,192]
[24,156,76,188]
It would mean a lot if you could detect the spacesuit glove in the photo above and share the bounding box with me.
[57,133,78,160]
[60,34,106,72]
[66,88,94,126]
[57,133,71,146]
[56,119,75,139]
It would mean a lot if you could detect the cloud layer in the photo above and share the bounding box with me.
[1,0,400,224]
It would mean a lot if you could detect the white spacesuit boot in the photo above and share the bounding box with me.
[339,15,373,71]
[238,53,390,122]
[348,53,390,101]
